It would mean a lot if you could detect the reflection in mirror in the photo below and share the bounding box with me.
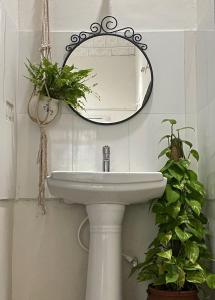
[65,35,152,124]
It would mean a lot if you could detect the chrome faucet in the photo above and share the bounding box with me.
[103,145,110,172]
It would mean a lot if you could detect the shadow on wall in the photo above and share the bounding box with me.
[32,0,42,31]
[97,0,112,22]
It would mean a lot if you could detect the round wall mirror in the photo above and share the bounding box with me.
[63,16,153,125]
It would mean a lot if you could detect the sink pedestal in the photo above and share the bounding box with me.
[47,171,167,300]
[86,204,125,300]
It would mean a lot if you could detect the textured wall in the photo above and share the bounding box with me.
[18,0,198,31]
[13,1,211,300]
[195,29,215,300]
[0,0,18,299]
[14,30,187,300]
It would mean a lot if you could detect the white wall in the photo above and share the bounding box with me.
[195,30,215,284]
[19,0,198,32]
[0,0,18,299]
[196,0,214,30]
[14,29,187,300]
[13,1,211,300]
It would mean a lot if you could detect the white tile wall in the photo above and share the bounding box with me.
[0,201,13,300]
[0,3,5,114]
[14,3,206,300]
[195,30,215,191]
[0,1,18,200]
[0,118,16,199]
[12,200,88,300]
[14,28,189,300]
[0,2,18,300]
[143,31,185,114]
[19,0,198,31]
[129,113,185,172]
[196,0,215,30]
[193,30,215,300]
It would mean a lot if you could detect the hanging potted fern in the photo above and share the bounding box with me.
[132,119,215,300]
[25,57,94,213]
[25,58,93,120]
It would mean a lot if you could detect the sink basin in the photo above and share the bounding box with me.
[47,171,166,300]
[47,171,166,205]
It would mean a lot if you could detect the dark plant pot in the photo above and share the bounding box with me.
[147,287,199,300]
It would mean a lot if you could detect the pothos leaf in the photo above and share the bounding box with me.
[190,149,200,161]
[175,226,192,242]
[185,241,200,263]
[165,185,180,205]
[165,265,179,284]
[182,140,193,148]
[176,126,195,132]
[158,147,171,159]
[206,274,215,289]
[159,232,172,246]
[157,249,172,260]
[159,135,171,143]
[185,199,201,216]
[186,271,206,284]
[162,119,177,125]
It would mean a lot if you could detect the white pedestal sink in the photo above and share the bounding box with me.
[47,172,166,300]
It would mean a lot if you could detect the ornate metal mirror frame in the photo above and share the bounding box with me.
[63,16,153,125]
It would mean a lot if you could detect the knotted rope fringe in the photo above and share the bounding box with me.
[37,127,48,214]
[28,92,60,214]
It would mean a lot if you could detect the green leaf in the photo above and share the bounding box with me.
[137,272,154,282]
[178,214,190,225]
[162,119,177,125]
[206,274,215,289]
[166,202,181,218]
[176,126,195,132]
[166,265,179,284]
[144,248,160,264]
[186,271,206,284]
[159,135,171,143]
[186,181,205,197]
[185,241,199,263]
[184,263,203,271]
[158,147,171,159]
[159,232,172,247]
[178,159,190,169]
[175,226,192,242]
[156,214,169,224]
[187,219,204,239]
[177,268,186,288]
[168,165,184,182]
[190,149,199,161]
[182,140,193,148]
[157,249,172,260]
[152,202,164,214]
[187,169,198,181]
[165,185,180,205]
[160,160,174,173]
[185,199,201,216]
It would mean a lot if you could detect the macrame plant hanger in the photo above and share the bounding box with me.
[27,0,60,214]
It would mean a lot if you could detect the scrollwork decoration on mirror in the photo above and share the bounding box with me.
[65,16,148,52]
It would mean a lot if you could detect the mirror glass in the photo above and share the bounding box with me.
[65,35,152,124]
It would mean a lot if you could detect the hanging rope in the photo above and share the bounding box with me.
[27,0,60,214]
[41,0,51,60]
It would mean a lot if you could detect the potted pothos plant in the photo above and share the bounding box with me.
[25,57,94,110]
[132,119,215,300]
